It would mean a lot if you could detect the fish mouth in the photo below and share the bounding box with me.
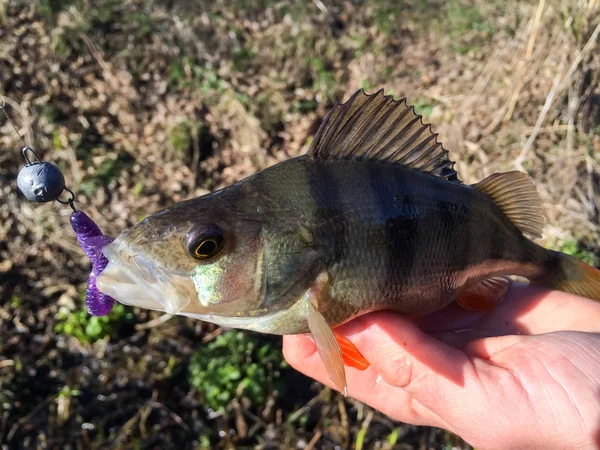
[96,237,196,315]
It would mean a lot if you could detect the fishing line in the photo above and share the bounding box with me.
[2,96,116,316]
[0,96,27,148]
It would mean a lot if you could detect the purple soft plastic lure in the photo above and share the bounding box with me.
[10,130,117,315]
[69,210,116,316]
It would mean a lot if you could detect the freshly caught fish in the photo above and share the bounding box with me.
[97,89,600,393]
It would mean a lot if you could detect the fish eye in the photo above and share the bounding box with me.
[184,225,225,260]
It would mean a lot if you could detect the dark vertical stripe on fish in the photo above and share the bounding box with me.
[489,201,506,261]
[364,164,395,293]
[438,185,473,282]
[459,191,475,271]
[309,161,349,269]
[388,175,420,289]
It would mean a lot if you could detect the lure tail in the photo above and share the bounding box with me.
[542,251,600,302]
[70,210,116,316]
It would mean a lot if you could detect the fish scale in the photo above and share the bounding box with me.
[285,158,530,321]
[96,89,600,394]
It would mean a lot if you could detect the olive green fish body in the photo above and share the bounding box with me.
[97,89,600,393]
[229,156,551,332]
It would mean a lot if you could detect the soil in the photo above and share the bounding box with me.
[1,1,599,449]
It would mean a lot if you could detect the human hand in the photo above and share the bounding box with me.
[283,285,600,450]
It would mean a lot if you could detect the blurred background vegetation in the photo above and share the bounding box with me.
[1,0,599,448]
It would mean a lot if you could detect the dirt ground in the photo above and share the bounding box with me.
[1,0,599,449]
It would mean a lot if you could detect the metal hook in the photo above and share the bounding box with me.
[21,146,41,165]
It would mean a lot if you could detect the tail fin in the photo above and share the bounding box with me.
[543,252,600,302]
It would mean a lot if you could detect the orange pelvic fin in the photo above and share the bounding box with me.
[333,331,370,371]
[457,276,509,312]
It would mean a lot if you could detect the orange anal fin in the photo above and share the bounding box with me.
[333,331,370,371]
[457,276,510,312]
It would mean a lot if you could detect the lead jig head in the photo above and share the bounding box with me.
[16,146,66,203]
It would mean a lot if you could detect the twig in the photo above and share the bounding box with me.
[139,394,155,440]
[354,409,373,450]
[241,404,268,428]
[0,95,34,147]
[526,0,546,60]
[587,0,597,18]
[504,0,546,122]
[312,0,328,14]
[480,15,545,137]
[305,429,322,450]
[112,410,141,446]
[557,21,600,93]
[58,125,82,184]
[308,404,331,450]
[134,313,173,331]
[232,400,248,439]
[80,33,118,91]
[7,397,53,441]
[514,68,563,171]
[286,392,322,424]
[567,83,576,158]
[149,400,190,431]
[585,123,599,221]
[0,359,14,370]
[516,19,600,169]
[190,122,200,190]
[200,327,223,344]
[338,397,350,448]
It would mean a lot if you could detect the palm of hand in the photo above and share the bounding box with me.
[283,285,600,450]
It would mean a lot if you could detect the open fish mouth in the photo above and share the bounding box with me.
[96,238,196,315]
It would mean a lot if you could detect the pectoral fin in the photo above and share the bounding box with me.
[457,276,510,312]
[306,300,347,395]
[303,273,370,393]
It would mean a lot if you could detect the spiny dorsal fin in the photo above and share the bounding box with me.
[473,171,544,238]
[307,89,459,181]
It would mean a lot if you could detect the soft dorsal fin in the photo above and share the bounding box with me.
[307,89,459,181]
[473,171,544,238]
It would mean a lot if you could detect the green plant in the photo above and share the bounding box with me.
[55,296,134,344]
[188,331,288,411]
[51,130,62,150]
[10,295,22,308]
[361,79,376,92]
[198,434,211,449]
[167,120,210,157]
[132,181,144,199]
[57,385,81,399]
[310,57,336,98]
[168,120,194,154]
[559,239,598,266]
[443,1,495,53]
[291,99,318,114]
[167,57,225,92]
[38,0,75,16]
[77,151,134,196]
[412,96,436,119]
[232,46,257,72]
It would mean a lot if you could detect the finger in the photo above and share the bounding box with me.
[282,334,449,427]
[341,312,512,428]
[462,334,524,360]
[414,284,600,347]
[499,286,600,333]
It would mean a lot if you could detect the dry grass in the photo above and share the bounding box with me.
[1,0,599,448]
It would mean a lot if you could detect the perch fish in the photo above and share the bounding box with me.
[96,89,600,393]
